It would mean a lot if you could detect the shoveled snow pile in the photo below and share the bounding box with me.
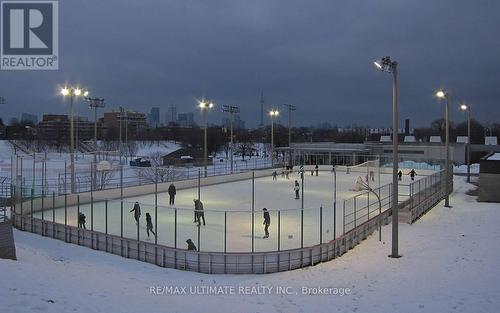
[1,176,499,313]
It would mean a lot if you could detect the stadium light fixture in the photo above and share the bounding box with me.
[198,98,214,176]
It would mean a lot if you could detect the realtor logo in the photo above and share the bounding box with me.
[1,1,58,70]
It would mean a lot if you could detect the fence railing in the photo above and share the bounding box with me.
[6,157,284,197]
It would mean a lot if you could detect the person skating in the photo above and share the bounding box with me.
[262,208,271,239]
[272,171,277,181]
[398,170,402,181]
[78,212,86,229]
[186,239,197,251]
[294,180,300,199]
[285,170,290,180]
[193,199,206,226]
[168,183,176,205]
[145,212,156,238]
[369,170,375,182]
[130,201,141,225]
[315,164,319,176]
[408,169,417,181]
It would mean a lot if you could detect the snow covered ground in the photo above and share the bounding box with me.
[1,175,499,313]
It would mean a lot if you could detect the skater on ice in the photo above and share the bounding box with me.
[272,171,277,181]
[315,164,319,176]
[193,199,206,226]
[262,208,270,238]
[168,183,176,205]
[398,170,402,181]
[186,239,197,251]
[294,180,300,199]
[145,212,156,238]
[78,212,86,229]
[408,169,417,181]
[130,202,141,225]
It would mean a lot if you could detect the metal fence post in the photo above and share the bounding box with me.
[155,179,158,245]
[52,192,55,237]
[342,200,346,235]
[333,203,336,240]
[319,206,323,244]
[174,208,177,249]
[354,196,357,228]
[105,200,108,235]
[64,192,67,242]
[30,188,34,232]
[224,211,227,253]
[251,171,255,253]
[277,210,281,251]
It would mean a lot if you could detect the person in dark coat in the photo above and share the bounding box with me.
[272,171,277,181]
[168,184,176,205]
[145,212,156,238]
[130,202,141,225]
[294,180,300,200]
[315,164,319,176]
[262,208,271,239]
[78,212,86,229]
[408,169,417,181]
[193,199,206,226]
[398,170,403,181]
[186,238,197,251]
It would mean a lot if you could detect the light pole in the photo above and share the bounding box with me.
[374,56,401,258]
[269,109,279,167]
[222,104,240,174]
[85,97,105,147]
[199,99,214,177]
[436,90,451,207]
[460,103,471,183]
[61,86,89,194]
[282,103,296,165]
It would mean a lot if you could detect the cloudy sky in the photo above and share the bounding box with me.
[1,0,499,128]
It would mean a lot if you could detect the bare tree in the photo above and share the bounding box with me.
[135,152,182,183]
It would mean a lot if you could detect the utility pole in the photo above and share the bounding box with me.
[85,97,105,147]
[282,103,296,165]
[222,105,240,174]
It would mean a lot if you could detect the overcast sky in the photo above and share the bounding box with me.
[1,0,500,128]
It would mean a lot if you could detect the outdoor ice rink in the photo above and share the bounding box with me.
[33,167,427,253]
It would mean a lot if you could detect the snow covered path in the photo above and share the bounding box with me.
[1,176,499,313]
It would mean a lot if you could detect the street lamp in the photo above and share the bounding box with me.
[436,89,451,207]
[460,103,471,183]
[199,99,214,177]
[373,56,401,258]
[269,109,279,167]
[60,86,89,193]
[85,97,105,147]
[282,103,296,166]
[222,104,240,174]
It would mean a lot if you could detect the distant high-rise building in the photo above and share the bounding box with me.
[148,107,160,127]
[177,112,195,127]
[20,113,38,124]
[165,106,177,125]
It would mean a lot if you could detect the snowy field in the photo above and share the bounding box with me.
[32,169,422,252]
[2,176,499,313]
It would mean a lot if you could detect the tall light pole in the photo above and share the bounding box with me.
[436,90,451,207]
[199,99,214,177]
[283,103,296,165]
[374,56,401,258]
[222,105,240,174]
[85,97,105,147]
[61,86,89,193]
[460,103,471,183]
[269,109,279,167]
